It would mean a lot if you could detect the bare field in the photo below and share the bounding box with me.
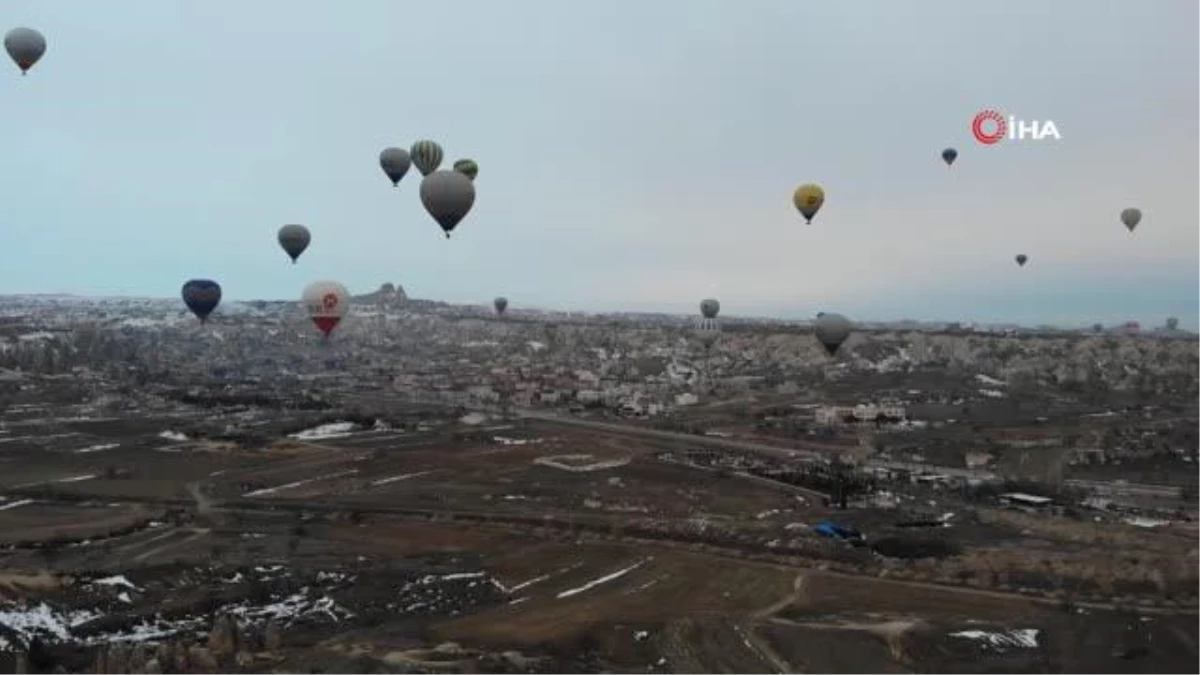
[0,406,1195,673]
[432,538,796,643]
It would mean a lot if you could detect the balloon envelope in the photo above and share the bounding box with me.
[4,27,45,74]
[814,312,853,356]
[700,298,720,319]
[942,148,958,166]
[1015,254,1028,267]
[420,170,476,237]
[494,296,508,315]
[302,281,350,338]
[1120,208,1142,232]
[453,159,479,181]
[410,140,444,177]
[181,279,222,322]
[277,224,311,263]
[792,184,825,223]
[379,147,412,186]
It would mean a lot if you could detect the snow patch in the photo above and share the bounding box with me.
[950,628,1039,650]
[242,469,359,497]
[556,558,649,599]
[288,422,358,441]
[74,443,120,454]
[371,471,434,486]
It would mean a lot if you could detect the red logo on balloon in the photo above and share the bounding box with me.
[321,293,339,311]
[972,109,1007,145]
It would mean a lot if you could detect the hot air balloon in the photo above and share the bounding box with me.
[692,317,721,349]
[1166,317,1179,331]
[942,148,958,166]
[379,147,411,187]
[792,184,825,224]
[302,280,350,339]
[1121,208,1142,232]
[453,159,479,181]
[410,140,444,177]
[420,170,476,238]
[181,279,222,323]
[1092,323,1104,333]
[700,298,720,319]
[814,312,853,356]
[1015,254,1028,267]
[277,224,311,264]
[4,28,45,75]
[494,296,508,316]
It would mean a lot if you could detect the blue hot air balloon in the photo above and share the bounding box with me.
[181,279,222,322]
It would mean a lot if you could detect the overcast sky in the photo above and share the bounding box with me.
[1,0,1196,328]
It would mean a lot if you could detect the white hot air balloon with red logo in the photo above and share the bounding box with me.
[302,281,350,339]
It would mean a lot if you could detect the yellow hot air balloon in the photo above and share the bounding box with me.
[792,183,825,224]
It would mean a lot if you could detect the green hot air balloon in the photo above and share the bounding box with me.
[453,159,479,181]
[410,140,444,177]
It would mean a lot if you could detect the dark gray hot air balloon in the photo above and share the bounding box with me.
[277,224,311,264]
[181,279,222,323]
[1015,254,1028,267]
[700,298,720,319]
[1120,208,1142,232]
[494,296,508,316]
[4,28,45,75]
[420,170,476,238]
[942,148,958,166]
[1166,317,1179,331]
[410,140,444,177]
[379,147,411,187]
[814,312,853,356]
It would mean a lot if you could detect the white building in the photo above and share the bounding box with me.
[815,402,906,426]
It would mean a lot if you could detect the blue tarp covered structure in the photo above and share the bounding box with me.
[814,520,863,540]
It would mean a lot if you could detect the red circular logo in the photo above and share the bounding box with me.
[321,293,339,311]
[972,109,1007,145]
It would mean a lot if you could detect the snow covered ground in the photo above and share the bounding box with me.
[950,628,1039,650]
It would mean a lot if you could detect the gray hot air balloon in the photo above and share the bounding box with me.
[410,140,444,177]
[1166,317,1179,331]
[4,28,46,75]
[277,224,311,264]
[494,296,508,316]
[814,312,853,356]
[941,148,958,166]
[379,147,411,187]
[420,170,476,238]
[692,317,721,349]
[700,298,720,319]
[1120,208,1142,232]
[1015,254,1028,267]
